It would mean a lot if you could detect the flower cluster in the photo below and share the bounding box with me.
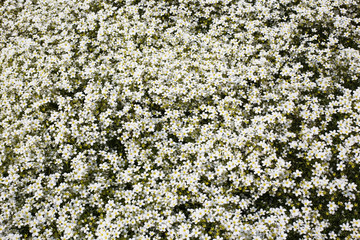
[1,0,360,239]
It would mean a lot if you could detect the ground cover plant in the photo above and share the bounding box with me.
[1,0,360,239]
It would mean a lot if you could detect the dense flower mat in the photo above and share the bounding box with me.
[1,0,360,239]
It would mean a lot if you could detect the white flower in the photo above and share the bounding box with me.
[328,201,338,214]
[345,202,354,211]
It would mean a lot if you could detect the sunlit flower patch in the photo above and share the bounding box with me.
[1,0,360,239]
